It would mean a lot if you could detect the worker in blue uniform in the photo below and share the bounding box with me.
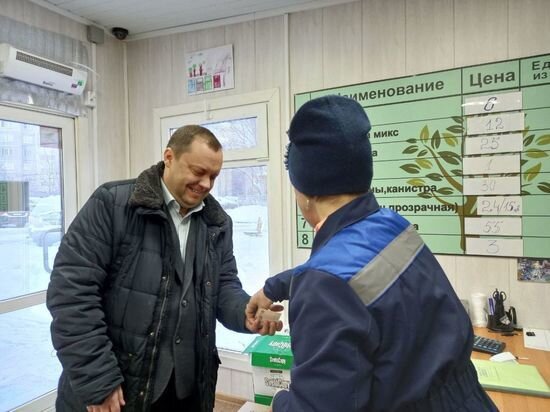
[246,95,497,412]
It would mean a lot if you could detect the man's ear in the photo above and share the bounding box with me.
[163,147,174,165]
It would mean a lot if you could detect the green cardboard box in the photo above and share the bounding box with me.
[253,394,273,406]
[243,334,293,402]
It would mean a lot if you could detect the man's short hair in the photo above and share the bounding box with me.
[167,125,222,157]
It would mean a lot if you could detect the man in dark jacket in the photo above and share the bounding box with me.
[47,125,280,412]
[246,96,497,411]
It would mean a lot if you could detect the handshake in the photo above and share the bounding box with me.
[245,288,284,336]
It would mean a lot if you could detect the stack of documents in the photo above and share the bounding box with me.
[523,328,550,351]
[472,359,550,397]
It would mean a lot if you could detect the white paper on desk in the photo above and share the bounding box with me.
[238,401,271,412]
[523,328,550,351]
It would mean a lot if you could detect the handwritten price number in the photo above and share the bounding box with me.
[480,136,500,151]
[487,240,500,254]
[484,96,498,112]
[483,220,503,234]
[481,179,497,193]
[485,117,504,132]
[480,198,520,214]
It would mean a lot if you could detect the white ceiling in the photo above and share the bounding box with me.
[30,0,355,40]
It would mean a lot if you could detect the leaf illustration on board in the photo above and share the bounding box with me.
[403,145,418,154]
[525,163,542,182]
[400,164,421,174]
[536,134,550,145]
[407,178,426,186]
[525,149,548,158]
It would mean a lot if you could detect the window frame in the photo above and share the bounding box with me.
[154,89,284,361]
[0,104,78,411]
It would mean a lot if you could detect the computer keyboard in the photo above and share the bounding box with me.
[473,335,506,355]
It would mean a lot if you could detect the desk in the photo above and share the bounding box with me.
[472,327,550,412]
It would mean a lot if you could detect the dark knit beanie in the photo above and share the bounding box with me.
[286,95,373,196]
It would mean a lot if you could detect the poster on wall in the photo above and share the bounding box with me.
[518,258,550,282]
[294,53,550,259]
[185,44,234,95]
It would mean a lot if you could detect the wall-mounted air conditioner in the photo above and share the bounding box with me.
[0,43,87,95]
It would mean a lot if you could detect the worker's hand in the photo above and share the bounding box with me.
[87,385,125,412]
[245,288,283,335]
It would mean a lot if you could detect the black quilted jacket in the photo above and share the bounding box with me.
[47,161,250,411]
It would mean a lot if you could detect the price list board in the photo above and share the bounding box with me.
[294,54,550,258]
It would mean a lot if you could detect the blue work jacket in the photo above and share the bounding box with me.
[265,192,497,412]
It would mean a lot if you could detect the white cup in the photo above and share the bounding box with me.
[470,292,488,327]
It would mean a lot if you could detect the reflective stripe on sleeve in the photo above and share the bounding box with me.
[349,225,425,306]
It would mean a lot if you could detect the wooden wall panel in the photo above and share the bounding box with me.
[436,254,457,285]
[96,36,127,183]
[362,0,406,82]
[508,0,550,57]
[225,21,257,94]
[321,1,363,89]
[126,39,157,173]
[289,9,324,96]
[254,16,286,91]
[454,0,508,67]
[2,0,85,41]
[405,0,454,74]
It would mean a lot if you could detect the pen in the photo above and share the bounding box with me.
[487,297,495,315]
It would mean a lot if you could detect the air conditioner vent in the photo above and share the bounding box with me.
[0,43,87,95]
[16,50,73,77]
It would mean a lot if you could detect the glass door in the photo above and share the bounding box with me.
[0,105,77,411]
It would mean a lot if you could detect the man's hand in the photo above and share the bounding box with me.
[86,385,125,412]
[246,288,283,335]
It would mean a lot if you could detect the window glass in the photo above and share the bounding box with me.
[204,117,257,150]
[169,114,270,352]
[159,93,282,355]
[211,164,269,351]
[0,304,60,411]
[0,108,75,410]
[0,120,63,300]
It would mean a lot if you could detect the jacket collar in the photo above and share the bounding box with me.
[311,192,380,253]
[129,161,227,227]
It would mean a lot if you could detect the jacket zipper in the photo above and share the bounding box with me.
[142,269,171,408]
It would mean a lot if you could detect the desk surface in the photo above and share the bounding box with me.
[472,327,550,412]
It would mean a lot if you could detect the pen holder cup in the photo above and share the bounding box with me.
[487,315,497,330]
[487,314,515,333]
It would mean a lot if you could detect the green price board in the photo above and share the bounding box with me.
[294,53,550,258]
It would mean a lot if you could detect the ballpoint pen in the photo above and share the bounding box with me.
[488,297,495,315]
